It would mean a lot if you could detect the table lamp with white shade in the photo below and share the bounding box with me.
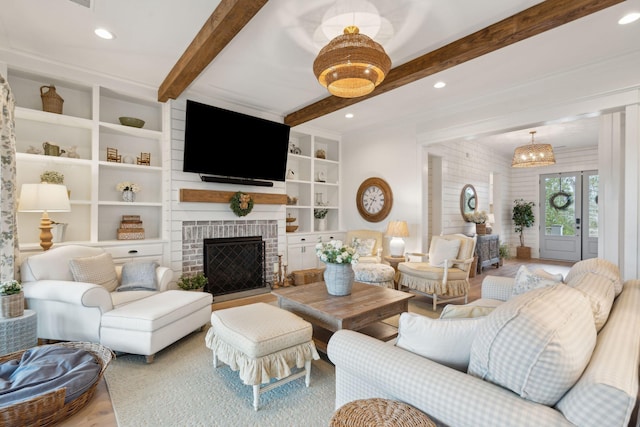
[385,220,409,257]
[18,183,71,251]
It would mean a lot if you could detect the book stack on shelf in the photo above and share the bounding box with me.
[117,215,144,240]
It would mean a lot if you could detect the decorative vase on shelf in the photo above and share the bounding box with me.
[122,190,135,202]
[323,262,355,296]
[0,291,24,319]
[316,218,327,231]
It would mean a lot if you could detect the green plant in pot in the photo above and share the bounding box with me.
[499,243,510,265]
[40,170,64,184]
[177,272,208,291]
[512,198,535,259]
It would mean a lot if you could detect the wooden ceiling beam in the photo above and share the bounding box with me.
[284,0,624,127]
[158,0,268,102]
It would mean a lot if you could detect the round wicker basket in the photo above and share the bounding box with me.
[329,398,436,427]
[0,342,114,426]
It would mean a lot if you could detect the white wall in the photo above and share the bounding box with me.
[342,123,422,253]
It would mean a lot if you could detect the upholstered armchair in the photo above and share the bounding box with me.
[345,230,383,263]
[397,234,477,310]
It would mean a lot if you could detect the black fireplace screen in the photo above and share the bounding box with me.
[203,236,266,296]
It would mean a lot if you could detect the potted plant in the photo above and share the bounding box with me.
[0,280,24,318]
[513,199,535,259]
[315,240,359,296]
[314,207,329,231]
[499,243,510,266]
[40,170,64,184]
[467,210,489,235]
[177,272,208,291]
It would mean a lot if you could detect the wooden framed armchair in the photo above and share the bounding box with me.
[397,234,477,310]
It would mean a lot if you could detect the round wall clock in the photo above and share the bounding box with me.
[356,177,393,222]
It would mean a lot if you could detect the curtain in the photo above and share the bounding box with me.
[0,72,19,282]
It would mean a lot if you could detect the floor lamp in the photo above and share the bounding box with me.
[18,183,71,251]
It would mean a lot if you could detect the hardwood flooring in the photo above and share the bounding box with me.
[58,258,573,426]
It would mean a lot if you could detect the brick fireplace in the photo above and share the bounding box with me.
[181,220,278,299]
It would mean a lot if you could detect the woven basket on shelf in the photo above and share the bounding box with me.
[40,85,64,114]
[0,291,24,318]
[0,342,115,427]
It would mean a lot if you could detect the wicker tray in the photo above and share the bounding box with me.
[0,342,115,427]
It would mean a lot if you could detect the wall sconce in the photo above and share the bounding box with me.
[18,183,71,251]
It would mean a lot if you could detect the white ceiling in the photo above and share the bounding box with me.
[0,0,639,155]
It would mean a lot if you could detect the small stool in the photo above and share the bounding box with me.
[206,302,319,410]
[330,398,436,427]
[353,263,395,288]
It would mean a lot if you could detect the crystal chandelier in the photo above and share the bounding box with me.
[313,25,391,98]
[511,131,556,168]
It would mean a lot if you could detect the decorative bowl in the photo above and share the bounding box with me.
[119,117,145,128]
[286,225,298,233]
[286,216,296,223]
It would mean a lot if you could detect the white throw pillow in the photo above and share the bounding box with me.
[468,283,596,406]
[532,268,564,283]
[440,303,497,319]
[512,265,559,296]
[353,238,376,257]
[396,312,484,372]
[429,238,461,268]
[68,252,119,292]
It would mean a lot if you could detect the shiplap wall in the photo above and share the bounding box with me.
[426,140,512,247]
[167,99,287,279]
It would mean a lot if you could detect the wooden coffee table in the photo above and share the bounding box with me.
[271,281,414,353]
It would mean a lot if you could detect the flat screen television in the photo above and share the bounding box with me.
[183,100,291,185]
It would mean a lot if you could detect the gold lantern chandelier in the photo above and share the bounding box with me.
[511,131,556,168]
[313,25,391,98]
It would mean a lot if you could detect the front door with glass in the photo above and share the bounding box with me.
[539,170,598,261]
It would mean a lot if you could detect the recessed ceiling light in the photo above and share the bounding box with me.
[434,81,446,89]
[618,12,640,25]
[94,28,115,40]
[345,113,354,119]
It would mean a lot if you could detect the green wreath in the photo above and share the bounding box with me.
[549,191,573,211]
[230,191,254,217]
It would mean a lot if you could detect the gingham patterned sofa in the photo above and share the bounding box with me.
[327,258,640,427]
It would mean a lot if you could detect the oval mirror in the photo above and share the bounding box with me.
[460,184,477,221]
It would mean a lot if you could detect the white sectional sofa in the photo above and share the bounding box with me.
[20,245,213,362]
[328,258,640,427]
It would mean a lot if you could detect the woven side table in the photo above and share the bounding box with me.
[329,398,436,427]
[0,309,37,356]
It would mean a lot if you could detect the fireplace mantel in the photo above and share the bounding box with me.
[179,189,287,204]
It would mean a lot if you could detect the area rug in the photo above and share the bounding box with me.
[104,329,336,427]
[105,295,442,426]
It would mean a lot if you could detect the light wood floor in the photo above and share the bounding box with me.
[59,258,573,426]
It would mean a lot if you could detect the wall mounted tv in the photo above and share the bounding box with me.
[183,100,291,186]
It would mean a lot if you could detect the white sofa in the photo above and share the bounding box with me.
[20,245,213,362]
[328,259,640,427]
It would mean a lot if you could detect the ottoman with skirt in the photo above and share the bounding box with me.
[205,302,320,410]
